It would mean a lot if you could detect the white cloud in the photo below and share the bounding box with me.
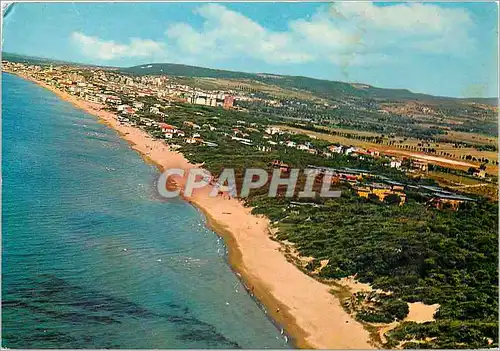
[163,3,475,66]
[166,3,314,64]
[71,3,475,67]
[329,2,475,56]
[71,32,165,60]
[332,2,472,34]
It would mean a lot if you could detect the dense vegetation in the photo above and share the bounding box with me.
[134,101,498,349]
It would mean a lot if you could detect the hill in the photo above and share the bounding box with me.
[120,62,497,105]
[1,52,115,70]
[3,54,495,105]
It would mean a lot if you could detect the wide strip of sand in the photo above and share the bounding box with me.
[7,71,374,349]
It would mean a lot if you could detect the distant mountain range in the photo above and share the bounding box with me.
[2,52,113,69]
[121,63,497,105]
[3,52,497,105]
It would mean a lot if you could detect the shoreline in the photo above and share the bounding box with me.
[6,71,374,349]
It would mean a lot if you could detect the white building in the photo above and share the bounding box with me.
[133,102,144,109]
[390,160,403,169]
[330,145,343,154]
[265,126,281,135]
[344,147,357,155]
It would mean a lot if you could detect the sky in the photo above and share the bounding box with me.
[2,2,498,98]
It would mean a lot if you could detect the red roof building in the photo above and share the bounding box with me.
[160,123,177,133]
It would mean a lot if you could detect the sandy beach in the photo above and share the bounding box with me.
[7,72,374,349]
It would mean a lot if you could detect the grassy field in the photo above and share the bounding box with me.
[310,125,381,138]
[429,171,498,200]
[279,125,498,174]
[279,125,379,148]
[429,171,487,186]
[439,130,498,146]
[390,136,498,161]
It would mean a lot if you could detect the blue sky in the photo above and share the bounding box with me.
[3,2,498,97]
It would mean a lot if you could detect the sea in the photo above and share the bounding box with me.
[1,72,290,349]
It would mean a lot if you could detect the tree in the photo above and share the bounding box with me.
[368,193,380,202]
[385,193,402,205]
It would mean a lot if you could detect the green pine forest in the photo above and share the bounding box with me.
[114,96,498,349]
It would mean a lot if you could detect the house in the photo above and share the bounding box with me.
[265,126,281,135]
[270,160,291,173]
[122,107,136,115]
[328,145,343,154]
[285,141,297,148]
[223,95,235,109]
[231,136,252,144]
[343,168,374,178]
[428,194,475,211]
[472,168,486,178]
[133,101,144,109]
[336,169,364,183]
[390,160,403,169]
[150,106,160,114]
[258,145,272,152]
[412,160,429,172]
[354,183,406,205]
[192,133,201,138]
[85,94,103,104]
[185,137,198,144]
[384,180,405,192]
[160,123,177,134]
[164,133,173,139]
[354,148,370,156]
[117,104,128,112]
[106,96,122,105]
[297,144,309,151]
[344,146,357,155]
[339,174,359,183]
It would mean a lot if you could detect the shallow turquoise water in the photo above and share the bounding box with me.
[1,73,290,349]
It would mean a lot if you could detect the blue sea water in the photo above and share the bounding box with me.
[1,73,289,349]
